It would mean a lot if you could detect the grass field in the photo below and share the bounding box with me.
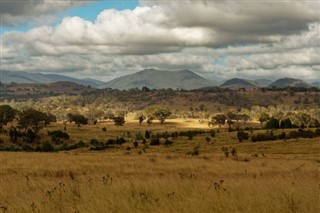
[0,119,319,212]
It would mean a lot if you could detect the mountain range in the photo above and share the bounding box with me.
[0,70,103,87]
[0,70,318,89]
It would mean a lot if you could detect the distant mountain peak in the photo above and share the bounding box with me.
[220,78,258,89]
[100,69,218,90]
[0,70,104,87]
[269,78,311,88]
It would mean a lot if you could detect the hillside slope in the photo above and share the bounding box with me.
[0,70,103,87]
[269,78,311,88]
[100,69,218,90]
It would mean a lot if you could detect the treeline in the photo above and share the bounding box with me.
[251,129,320,142]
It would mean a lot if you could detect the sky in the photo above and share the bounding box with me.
[0,0,319,82]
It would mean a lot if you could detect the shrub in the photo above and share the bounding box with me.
[41,141,54,152]
[106,139,116,145]
[150,138,160,146]
[265,117,280,129]
[90,138,100,146]
[251,133,277,142]
[280,118,292,129]
[190,146,200,156]
[278,132,287,140]
[221,147,229,157]
[164,139,173,146]
[102,127,107,132]
[22,144,34,152]
[205,137,211,143]
[210,130,216,137]
[237,130,249,142]
[77,140,86,148]
[135,132,144,140]
[26,129,37,142]
[116,137,126,145]
[145,131,150,139]
[48,130,69,143]
[142,139,147,144]
[133,141,139,148]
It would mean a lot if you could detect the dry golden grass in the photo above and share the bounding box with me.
[0,119,319,212]
[0,152,319,213]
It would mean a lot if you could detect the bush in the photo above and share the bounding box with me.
[135,132,144,140]
[90,138,100,146]
[41,141,54,152]
[237,130,249,142]
[251,132,277,142]
[26,129,37,142]
[22,144,34,152]
[116,137,126,145]
[189,146,200,156]
[280,118,292,129]
[77,140,86,148]
[164,139,173,146]
[145,131,150,139]
[133,141,139,148]
[278,132,287,140]
[150,138,160,146]
[205,137,211,143]
[210,130,216,137]
[102,127,107,132]
[48,130,69,143]
[265,117,280,129]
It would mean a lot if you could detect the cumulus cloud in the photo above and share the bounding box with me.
[0,0,319,81]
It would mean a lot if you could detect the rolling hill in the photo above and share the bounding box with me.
[268,78,311,88]
[100,69,218,90]
[220,78,259,89]
[0,70,103,87]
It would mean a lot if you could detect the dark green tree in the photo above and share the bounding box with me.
[68,113,88,127]
[113,116,125,126]
[259,112,270,125]
[138,115,145,125]
[265,117,280,129]
[18,109,50,134]
[280,118,292,129]
[212,114,227,128]
[145,106,171,124]
[0,105,16,127]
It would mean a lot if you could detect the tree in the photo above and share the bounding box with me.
[212,114,227,128]
[138,115,145,125]
[0,105,16,127]
[265,117,280,129]
[227,119,234,128]
[147,117,153,125]
[259,112,270,125]
[280,118,292,129]
[237,130,249,142]
[18,109,50,134]
[145,106,171,124]
[113,116,125,126]
[67,113,88,127]
[295,112,312,128]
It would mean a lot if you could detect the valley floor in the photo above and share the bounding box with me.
[0,119,319,212]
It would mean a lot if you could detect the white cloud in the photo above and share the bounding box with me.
[0,0,319,81]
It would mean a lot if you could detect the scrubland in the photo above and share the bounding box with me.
[0,119,319,213]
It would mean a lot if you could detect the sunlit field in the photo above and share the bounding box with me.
[0,119,319,213]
